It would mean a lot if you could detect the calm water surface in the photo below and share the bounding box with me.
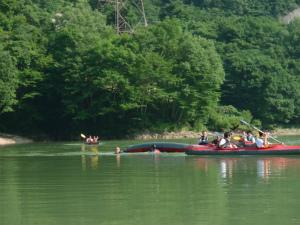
[0,136,300,225]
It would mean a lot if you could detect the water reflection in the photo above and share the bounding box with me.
[188,156,300,182]
[81,145,99,170]
[257,160,270,179]
[81,155,99,170]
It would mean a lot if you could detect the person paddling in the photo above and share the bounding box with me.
[256,131,283,148]
[86,135,93,143]
[93,136,99,142]
[218,132,237,149]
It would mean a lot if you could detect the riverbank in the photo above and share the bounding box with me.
[0,133,33,145]
[1,128,300,145]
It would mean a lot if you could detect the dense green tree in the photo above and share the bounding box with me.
[221,49,300,124]
[2,0,300,138]
[0,41,18,114]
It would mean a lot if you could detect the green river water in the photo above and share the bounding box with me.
[0,136,300,225]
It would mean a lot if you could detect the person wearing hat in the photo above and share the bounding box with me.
[151,145,161,153]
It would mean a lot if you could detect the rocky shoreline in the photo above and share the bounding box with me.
[129,128,300,140]
[0,133,33,145]
[1,128,300,145]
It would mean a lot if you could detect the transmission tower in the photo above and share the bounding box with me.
[98,0,147,35]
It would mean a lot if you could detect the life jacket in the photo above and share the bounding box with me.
[247,136,253,142]
[239,135,246,142]
[199,136,209,144]
[224,141,231,147]
[152,149,161,153]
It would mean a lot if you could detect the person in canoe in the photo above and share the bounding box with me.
[246,131,255,143]
[199,131,209,145]
[151,144,161,153]
[218,132,237,148]
[209,136,220,147]
[93,136,99,143]
[256,131,284,148]
[86,135,93,143]
[239,131,247,142]
[236,131,256,147]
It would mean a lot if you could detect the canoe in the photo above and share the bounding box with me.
[124,142,206,153]
[85,141,99,145]
[185,144,300,155]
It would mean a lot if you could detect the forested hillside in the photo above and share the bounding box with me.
[1,0,300,140]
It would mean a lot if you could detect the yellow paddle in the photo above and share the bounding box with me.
[81,134,86,138]
[91,147,98,155]
[233,136,240,141]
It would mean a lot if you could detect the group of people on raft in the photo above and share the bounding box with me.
[115,130,283,154]
[199,130,283,149]
[86,135,99,143]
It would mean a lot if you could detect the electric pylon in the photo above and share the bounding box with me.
[98,0,147,35]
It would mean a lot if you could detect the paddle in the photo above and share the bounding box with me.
[230,124,239,131]
[215,132,224,139]
[216,132,240,141]
[81,134,86,139]
[240,119,284,145]
[91,147,99,155]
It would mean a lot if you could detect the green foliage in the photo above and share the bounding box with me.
[0,45,18,114]
[185,0,300,17]
[2,0,300,138]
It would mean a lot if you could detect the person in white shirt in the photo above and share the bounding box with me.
[218,132,237,148]
[255,132,268,148]
[255,131,283,148]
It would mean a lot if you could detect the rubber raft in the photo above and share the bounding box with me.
[85,141,99,145]
[124,142,200,153]
[185,144,300,155]
[124,142,300,155]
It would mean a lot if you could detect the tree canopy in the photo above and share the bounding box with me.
[1,0,300,139]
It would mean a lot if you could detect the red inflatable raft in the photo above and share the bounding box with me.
[185,144,300,155]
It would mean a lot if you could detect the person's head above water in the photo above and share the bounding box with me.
[115,147,121,154]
